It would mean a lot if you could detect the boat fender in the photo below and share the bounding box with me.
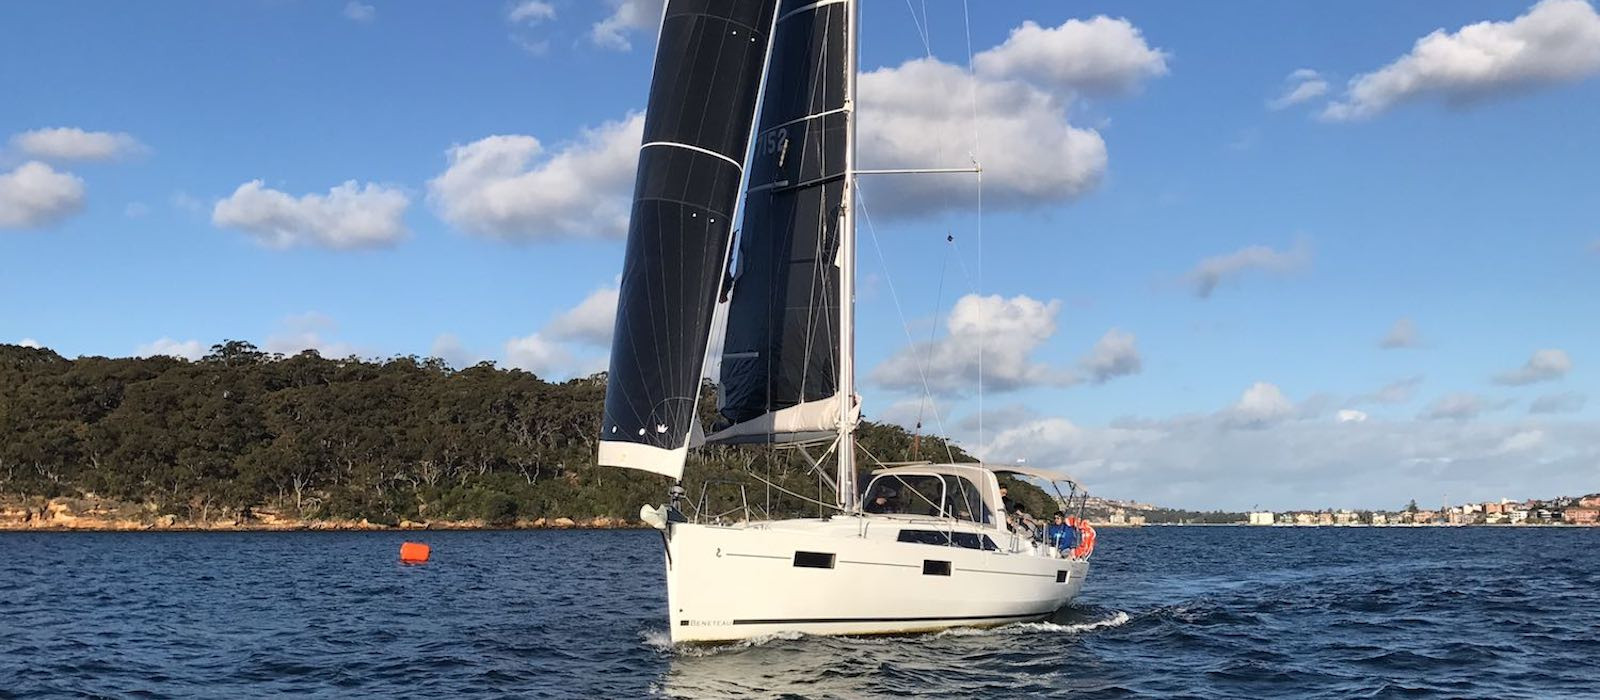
[399,541,431,563]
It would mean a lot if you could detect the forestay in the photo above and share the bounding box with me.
[711,0,852,445]
[599,0,779,479]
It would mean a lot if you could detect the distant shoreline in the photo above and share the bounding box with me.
[0,516,648,533]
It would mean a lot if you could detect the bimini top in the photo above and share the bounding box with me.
[986,463,1081,487]
[872,462,1080,488]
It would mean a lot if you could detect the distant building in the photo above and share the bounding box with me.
[1294,512,1315,526]
[1415,510,1437,524]
[1371,513,1389,525]
[1316,511,1334,526]
[1335,510,1357,525]
[1128,514,1147,526]
[1109,508,1128,525]
[1249,512,1275,525]
[1580,495,1600,509]
[1563,507,1599,525]
[1483,502,1506,515]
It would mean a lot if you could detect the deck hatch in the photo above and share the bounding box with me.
[793,551,836,569]
[923,560,951,576]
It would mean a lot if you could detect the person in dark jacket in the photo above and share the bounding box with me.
[864,486,898,514]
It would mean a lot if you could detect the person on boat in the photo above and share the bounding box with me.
[1046,511,1076,551]
[864,486,898,514]
[1000,486,1017,516]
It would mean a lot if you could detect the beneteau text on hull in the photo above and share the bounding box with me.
[598,0,1095,644]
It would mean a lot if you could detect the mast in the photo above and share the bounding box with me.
[835,0,860,512]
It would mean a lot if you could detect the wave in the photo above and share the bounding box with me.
[934,610,1131,638]
[639,628,807,657]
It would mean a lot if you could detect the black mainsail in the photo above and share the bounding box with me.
[710,0,854,446]
[599,0,779,479]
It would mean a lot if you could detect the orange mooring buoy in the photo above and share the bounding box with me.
[400,541,430,563]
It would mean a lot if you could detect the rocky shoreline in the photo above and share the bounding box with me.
[0,497,644,532]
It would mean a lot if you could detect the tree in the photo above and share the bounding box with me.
[0,340,999,525]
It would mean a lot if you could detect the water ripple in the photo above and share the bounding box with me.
[3,527,1599,697]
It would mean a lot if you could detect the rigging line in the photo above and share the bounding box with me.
[853,179,958,467]
[854,443,944,517]
[897,0,947,170]
[742,464,850,514]
[915,234,953,431]
[901,0,932,57]
[961,0,987,460]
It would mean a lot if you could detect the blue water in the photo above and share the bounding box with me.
[2,527,1597,698]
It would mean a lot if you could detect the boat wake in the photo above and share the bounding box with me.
[640,628,807,657]
[934,611,1131,638]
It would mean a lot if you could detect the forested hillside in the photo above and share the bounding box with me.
[0,342,1048,525]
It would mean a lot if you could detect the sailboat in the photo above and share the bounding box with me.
[598,0,1095,643]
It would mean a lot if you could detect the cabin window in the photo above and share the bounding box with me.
[1056,570,1070,583]
[950,532,999,551]
[939,475,990,524]
[897,530,996,551]
[863,474,945,517]
[923,560,951,576]
[793,551,835,569]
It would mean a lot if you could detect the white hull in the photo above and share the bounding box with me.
[664,515,1090,643]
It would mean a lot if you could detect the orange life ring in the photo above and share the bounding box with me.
[1070,521,1096,559]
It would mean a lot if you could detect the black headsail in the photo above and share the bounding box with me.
[599,0,779,479]
[710,0,852,445]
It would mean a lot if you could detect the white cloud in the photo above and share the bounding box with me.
[10,127,146,162]
[1079,328,1142,384]
[977,409,1600,511]
[427,113,642,241]
[1323,0,1600,121]
[1185,239,1311,298]
[18,338,42,348]
[342,1,375,22]
[1337,409,1370,423]
[873,294,1073,396]
[265,312,359,358]
[858,59,1107,217]
[1494,348,1572,385]
[1530,392,1587,414]
[503,332,575,377]
[124,202,149,218]
[136,337,205,361]
[547,283,620,346]
[885,304,1046,392]
[1359,376,1424,405]
[592,0,663,51]
[1227,382,1296,429]
[1380,317,1421,349]
[429,333,480,369]
[856,15,1166,217]
[213,179,409,250]
[1422,393,1497,421]
[509,0,555,24]
[972,16,1169,95]
[1268,69,1330,110]
[499,278,623,378]
[171,190,203,214]
[0,161,85,229]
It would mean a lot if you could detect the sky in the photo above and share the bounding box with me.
[2,0,1598,511]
